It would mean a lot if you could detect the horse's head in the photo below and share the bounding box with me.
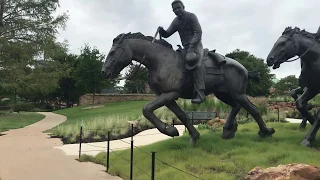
[266,27,300,69]
[101,33,132,79]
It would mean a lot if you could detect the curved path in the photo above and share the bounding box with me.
[0,112,122,180]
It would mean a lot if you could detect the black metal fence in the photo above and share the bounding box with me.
[78,122,205,180]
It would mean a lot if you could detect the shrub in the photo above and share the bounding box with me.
[13,101,35,112]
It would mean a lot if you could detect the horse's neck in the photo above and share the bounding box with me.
[127,39,175,69]
[297,34,320,57]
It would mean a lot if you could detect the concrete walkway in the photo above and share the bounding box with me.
[55,125,187,156]
[0,112,122,180]
[285,118,308,124]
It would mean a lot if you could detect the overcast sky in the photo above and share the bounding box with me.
[55,0,320,82]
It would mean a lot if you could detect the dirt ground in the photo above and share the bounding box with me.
[0,112,122,180]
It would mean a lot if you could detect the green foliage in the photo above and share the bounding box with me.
[13,101,35,112]
[80,123,320,180]
[274,75,299,95]
[225,49,275,96]
[124,63,149,93]
[0,0,69,104]
[74,44,119,96]
[0,0,68,43]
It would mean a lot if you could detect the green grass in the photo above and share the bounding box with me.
[0,112,45,132]
[50,101,159,143]
[79,122,320,180]
[53,101,151,125]
[50,98,288,144]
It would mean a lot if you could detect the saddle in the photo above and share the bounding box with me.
[176,45,226,72]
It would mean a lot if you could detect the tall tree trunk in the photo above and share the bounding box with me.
[0,0,4,27]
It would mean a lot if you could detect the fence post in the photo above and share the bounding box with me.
[151,152,156,180]
[106,131,110,172]
[130,124,134,180]
[79,126,83,159]
[172,118,175,138]
[277,108,280,122]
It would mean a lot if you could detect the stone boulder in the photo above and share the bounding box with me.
[207,117,226,127]
[245,163,320,180]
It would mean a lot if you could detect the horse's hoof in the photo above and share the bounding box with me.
[258,127,275,138]
[164,125,179,137]
[300,123,307,129]
[189,133,200,146]
[222,127,236,139]
[301,139,311,147]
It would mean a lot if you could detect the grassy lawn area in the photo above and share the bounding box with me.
[50,100,160,143]
[53,101,150,125]
[0,112,45,133]
[49,98,289,144]
[79,122,320,180]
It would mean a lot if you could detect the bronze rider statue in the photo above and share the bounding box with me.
[158,0,215,104]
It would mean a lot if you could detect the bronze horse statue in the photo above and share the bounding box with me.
[101,32,275,144]
[266,26,320,147]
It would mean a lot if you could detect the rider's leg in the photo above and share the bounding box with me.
[191,42,206,104]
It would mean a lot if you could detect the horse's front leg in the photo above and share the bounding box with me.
[301,112,320,147]
[142,92,179,137]
[290,87,311,128]
[166,101,200,145]
[296,88,318,125]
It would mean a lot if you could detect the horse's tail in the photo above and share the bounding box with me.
[248,70,260,82]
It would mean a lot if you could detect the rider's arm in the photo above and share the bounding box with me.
[159,19,178,38]
[188,13,202,52]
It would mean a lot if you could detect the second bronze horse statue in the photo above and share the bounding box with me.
[267,26,320,147]
[102,32,275,144]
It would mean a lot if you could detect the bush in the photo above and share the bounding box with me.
[0,98,11,106]
[13,101,35,112]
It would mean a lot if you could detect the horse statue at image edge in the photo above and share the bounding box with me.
[101,32,275,145]
[266,26,320,147]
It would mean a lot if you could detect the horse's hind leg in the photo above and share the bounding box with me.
[233,93,275,137]
[166,101,200,145]
[215,92,241,139]
[142,92,180,137]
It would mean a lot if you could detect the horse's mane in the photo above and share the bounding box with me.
[112,32,173,49]
[282,26,316,39]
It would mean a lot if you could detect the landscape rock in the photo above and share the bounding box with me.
[207,118,226,127]
[245,163,320,180]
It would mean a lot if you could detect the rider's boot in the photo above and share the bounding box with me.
[192,89,206,104]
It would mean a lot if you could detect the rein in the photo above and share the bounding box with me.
[115,29,161,80]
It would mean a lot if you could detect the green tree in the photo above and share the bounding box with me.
[74,44,118,104]
[0,0,68,104]
[50,53,81,108]
[225,49,275,96]
[274,75,299,95]
[124,63,148,93]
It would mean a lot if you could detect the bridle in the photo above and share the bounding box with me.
[105,29,161,81]
[277,34,316,63]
